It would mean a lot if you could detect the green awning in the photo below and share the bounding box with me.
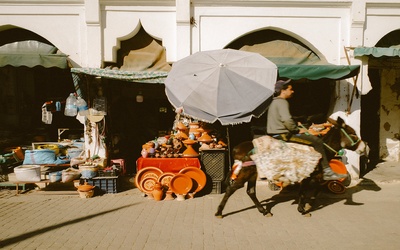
[0,40,68,69]
[71,63,359,84]
[240,40,360,80]
[354,46,400,58]
[71,67,168,83]
[0,53,68,68]
[276,64,360,81]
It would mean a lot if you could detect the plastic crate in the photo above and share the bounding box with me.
[98,169,118,177]
[0,173,8,182]
[85,176,119,194]
[200,150,228,181]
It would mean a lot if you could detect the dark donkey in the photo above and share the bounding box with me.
[215,117,368,218]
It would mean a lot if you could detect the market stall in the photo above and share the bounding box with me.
[134,116,229,199]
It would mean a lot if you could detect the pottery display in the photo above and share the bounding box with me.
[189,122,201,138]
[197,132,213,143]
[135,167,164,192]
[182,139,199,157]
[179,167,207,194]
[158,172,175,200]
[169,173,193,201]
[175,130,188,140]
[176,122,187,131]
[140,177,158,199]
[152,182,164,201]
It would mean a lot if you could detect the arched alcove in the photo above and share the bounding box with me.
[224,29,336,149]
[105,25,171,72]
[0,27,80,145]
[361,29,400,168]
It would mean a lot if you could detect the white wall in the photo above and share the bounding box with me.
[0,2,85,66]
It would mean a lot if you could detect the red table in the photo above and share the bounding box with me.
[136,157,201,173]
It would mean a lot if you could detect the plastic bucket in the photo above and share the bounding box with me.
[14,165,41,182]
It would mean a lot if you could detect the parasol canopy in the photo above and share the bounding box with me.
[165,49,278,125]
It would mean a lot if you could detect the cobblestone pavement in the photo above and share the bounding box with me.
[1,162,400,250]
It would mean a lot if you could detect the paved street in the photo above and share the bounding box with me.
[1,162,400,250]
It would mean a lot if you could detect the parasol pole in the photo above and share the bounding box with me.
[226,126,232,170]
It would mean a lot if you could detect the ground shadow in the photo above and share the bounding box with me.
[0,203,139,248]
[220,178,381,217]
[310,178,382,211]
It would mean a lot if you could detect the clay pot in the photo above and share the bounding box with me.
[152,182,164,201]
[182,145,199,157]
[175,130,188,140]
[77,182,95,198]
[177,122,187,131]
[78,190,94,198]
[189,122,201,138]
[198,132,213,143]
[77,181,95,192]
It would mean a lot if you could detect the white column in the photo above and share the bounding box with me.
[339,0,367,180]
[176,0,191,60]
[350,0,372,95]
[85,0,102,68]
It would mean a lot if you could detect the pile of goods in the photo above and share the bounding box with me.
[23,140,85,166]
[141,119,227,159]
[307,123,332,136]
[250,135,322,187]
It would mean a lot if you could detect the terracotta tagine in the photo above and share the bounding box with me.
[176,122,187,131]
[182,139,199,157]
[189,122,201,138]
[77,181,95,198]
[197,132,213,143]
[175,130,188,140]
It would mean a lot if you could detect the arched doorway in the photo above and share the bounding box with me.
[361,29,400,171]
[224,29,340,154]
[0,27,80,149]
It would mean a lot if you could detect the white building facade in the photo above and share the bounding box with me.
[1,0,400,179]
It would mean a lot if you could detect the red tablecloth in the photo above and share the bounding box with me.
[136,157,201,173]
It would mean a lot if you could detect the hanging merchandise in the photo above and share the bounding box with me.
[64,93,77,116]
[76,96,89,116]
[92,97,107,115]
[92,86,107,115]
[41,103,53,124]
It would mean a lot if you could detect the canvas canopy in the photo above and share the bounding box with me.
[0,40,68,68]
[71,68,168,84]
[354,45,400,58]
[241,40,360,80]
[72,62,359,84]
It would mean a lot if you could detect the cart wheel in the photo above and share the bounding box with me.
[327,181,346,194]
[341,173,351,187]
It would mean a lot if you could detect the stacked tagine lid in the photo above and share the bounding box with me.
[182,139,198,157]
[197,132,213,143]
